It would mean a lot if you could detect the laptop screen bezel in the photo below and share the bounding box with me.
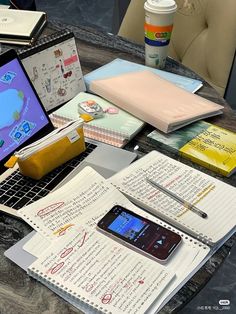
[0,49,54,174]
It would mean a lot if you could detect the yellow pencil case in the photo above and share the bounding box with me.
[5,119,86,180]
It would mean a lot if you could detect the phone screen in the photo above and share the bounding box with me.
[97,205,182,262]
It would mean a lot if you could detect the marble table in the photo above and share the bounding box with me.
[0,21,236,314]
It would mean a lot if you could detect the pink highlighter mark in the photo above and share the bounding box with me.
[64,55,78,66]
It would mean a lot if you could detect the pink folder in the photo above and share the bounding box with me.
[90,71,223,133]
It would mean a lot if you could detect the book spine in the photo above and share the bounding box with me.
[179,151,229,177]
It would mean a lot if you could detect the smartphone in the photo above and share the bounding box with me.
[97,205,182,263]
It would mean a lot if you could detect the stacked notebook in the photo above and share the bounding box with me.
[84,58,203,93]
[82,58,223,133]
[90,70,223,133]
[0,9,47,46]
[109,151,236,247]
[51,58,207,146]
[50,92,145,147]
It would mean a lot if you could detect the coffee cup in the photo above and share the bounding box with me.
[144,0,177,69]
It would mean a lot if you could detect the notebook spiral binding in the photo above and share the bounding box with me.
[17,29,74,59]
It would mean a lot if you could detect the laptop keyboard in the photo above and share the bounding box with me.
[0,142,97,210]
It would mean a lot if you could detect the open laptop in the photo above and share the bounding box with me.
[0,49,137,218]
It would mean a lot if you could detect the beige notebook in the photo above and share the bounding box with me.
[90,71,224,133]
[0,9,47,46]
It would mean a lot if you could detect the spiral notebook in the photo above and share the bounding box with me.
[109,151,236,247]
[18,29,86,112]
[50,92,145,147]
[6,167,210,313]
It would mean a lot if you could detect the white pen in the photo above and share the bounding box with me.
[146,178,208,219]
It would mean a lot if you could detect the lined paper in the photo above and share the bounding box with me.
[19,167,135,238]
[109,151,236,245]
[28,226,174,314]
[19,166,210,313]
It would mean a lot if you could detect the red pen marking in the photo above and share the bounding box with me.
[60,247,73,258]
[147,190,160,200]
[101,294,112,304]
[51,262,64,274]
[78,232,87,248]
[165,176,181,188]
[138,280,144,284]
[37,202,64,218]
[85,284,94,292]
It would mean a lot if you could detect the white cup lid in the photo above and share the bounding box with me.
[144,0,177,14]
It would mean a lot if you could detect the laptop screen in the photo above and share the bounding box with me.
[0,49,53,171]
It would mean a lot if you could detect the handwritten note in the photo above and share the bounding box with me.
[20,165,211,313]
[109,151,236,245]
[28,226,174,314]
[19,167,134,238]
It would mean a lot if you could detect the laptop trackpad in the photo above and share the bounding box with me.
[57,145,137,188]
[85,144,137,174]
[74,161,115,179]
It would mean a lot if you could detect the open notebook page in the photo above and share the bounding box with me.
[24,221,209,314]
[109,151,236,246]
[19,166,143,238]
[28,225,174,314]
[18,167,210,312]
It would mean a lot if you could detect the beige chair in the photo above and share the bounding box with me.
[118,0,236,96]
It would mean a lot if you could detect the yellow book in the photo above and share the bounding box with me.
[147,121,236,177]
